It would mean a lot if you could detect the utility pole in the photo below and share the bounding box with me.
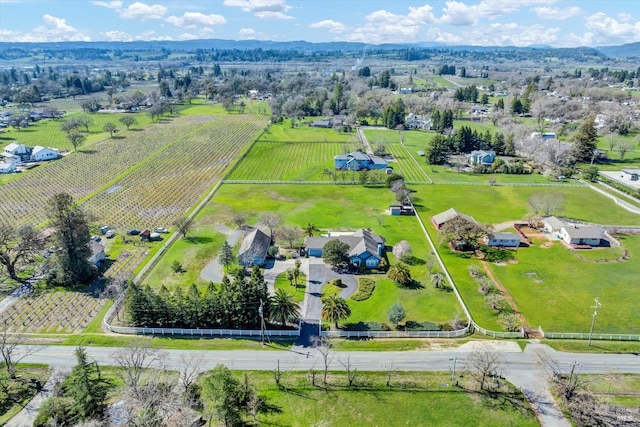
[259,299,270,346]
[450,357,458,384]
[588,298,602,346]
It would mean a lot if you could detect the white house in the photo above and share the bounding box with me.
[30,146,59,162]
[4,142,27,157]
[560,225,603,247]
[88,241,106,265]
[484,232,520,248]
[530,132,557,140]
[0,158,16,174]
[543,216,564,234]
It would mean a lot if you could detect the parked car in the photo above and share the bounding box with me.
[90,235,102,242]
[154,227,169,233]
[128,229,140,235]
[105,230,116,238]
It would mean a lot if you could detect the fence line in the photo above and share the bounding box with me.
[473,323,524,338]
[321,326,469,339]
[104,324,300,337]
[584,180,640,215]
[220,179,587,188]
[542,332,640,341]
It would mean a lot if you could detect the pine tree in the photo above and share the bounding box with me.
[573,115,598,162]
[66,347,110,421]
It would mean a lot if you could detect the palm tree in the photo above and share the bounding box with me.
[302,222,320,237]
[269,288,300,327]
[387,262,412,286]
[321,295,351,329]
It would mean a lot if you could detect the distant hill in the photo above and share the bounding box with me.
[595,42,640,58]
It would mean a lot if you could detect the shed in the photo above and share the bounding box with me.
[431,208,476,229]
[139,229,152,241]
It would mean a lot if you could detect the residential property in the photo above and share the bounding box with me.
[431,208,476,229]
[238,229,272,267]
[305,228,386,269]
[4,142,28,158]
[531,132,557,140]
[334,151,388,171]
[389,205,415,216]
[30,146,60,162]
[559,225,603,247]
[543,216,564,234]
[0,158,17,174]
[467,150,496,165]
[484,232,521,248]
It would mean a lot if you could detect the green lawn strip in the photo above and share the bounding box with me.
[489,235,640,333]
[329,337,482,351]
[82,300,113,334]
[541,339,640,354]
[180,99,269,116]
[273,272,306,303]
[237,371,538,427]
[61,334,293,350]
[592,181,640,208]
[0,365,50,425]
[258,119,358,143]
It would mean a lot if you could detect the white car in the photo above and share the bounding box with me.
[154,227,169,233]
[105,230,116,238]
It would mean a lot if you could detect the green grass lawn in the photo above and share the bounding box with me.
[224,371,538,427]
[488,235,640,334]
[259,119,359,143]
[61,334,293,350]
[346,277,460,328]
[274,271,306,303]
[542,339,640,354]
[413,184,640,332]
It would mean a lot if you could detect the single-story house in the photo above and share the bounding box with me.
[4,142,27,157]
[467,150,496,166]
[334,151,388,171]
[531,132,557,140]
[543,216,564,234]
[305,229,386,269]
[560,225,603,247]
[621,169,640,182]
[238,229,271,267]
[88,241,106,266]
[431,208,476,230]
[30,146,59,162]
[312,120,332,128]
[484,232,520,248]
[0,158,17,174]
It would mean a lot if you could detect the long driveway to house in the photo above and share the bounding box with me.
[200,225,244,283]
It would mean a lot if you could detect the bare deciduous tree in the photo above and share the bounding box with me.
[259,212,281,238]
[232,212,247,230]
[527,192,564,217]
[276,227,302,248]
[0,324,41,379]
[313,336,333,386]
[382,360,398,388]
[392,240,412,262]
[111,338,167,398]
[340,355,358,387]
[179,352,207,394]
[466,347,507,391]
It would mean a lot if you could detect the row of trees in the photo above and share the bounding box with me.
[126,266,300,329]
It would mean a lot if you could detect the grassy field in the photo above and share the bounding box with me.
[586,374,640,408]
[227,141,351,181]
[223,371,538,427]
[259,119,359,143]
[413,184,640,332]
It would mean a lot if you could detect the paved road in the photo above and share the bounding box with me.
[200,225,245,283]
[12,342,640,427]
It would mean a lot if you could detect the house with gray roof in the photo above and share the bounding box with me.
[467,150,496,165]
[484,232,520,248]
[560,225,603,247]
[334,151,388,171]
[238,229,272,267]
[305,229,386,269]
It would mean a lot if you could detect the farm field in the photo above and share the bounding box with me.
[83,113,269,228]
[226,371,538,427]
[143,183,463,326]
[258,119,359,143]
[0,113,268,229]
[227,141,348,181]
[412,184,640,332]
[0,114,211,228]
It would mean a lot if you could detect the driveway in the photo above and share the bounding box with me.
[200,225,244,283]
[8,367,66,427]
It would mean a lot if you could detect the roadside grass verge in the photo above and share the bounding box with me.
[61,334,294,350]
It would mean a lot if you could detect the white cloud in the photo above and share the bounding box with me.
[224,0,293,19]
[166,12,226,28]
[177,32,199,40]
[91,0,122,9]
[583,12,640,45]
[342,4,436,44]
[134,30,173,41]
[533,6,582,20]
[238,27,268,39]
[309,20,347,33]
[101,30,133,41]
[439,0,556,25]
[1,14,91,42]
[618,12,634,23]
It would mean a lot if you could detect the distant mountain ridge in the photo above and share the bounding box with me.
[0,38,636,58]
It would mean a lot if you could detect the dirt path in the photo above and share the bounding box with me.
[481,261,530,329]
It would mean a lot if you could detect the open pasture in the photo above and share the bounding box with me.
[258,119,359,143]
[82,114,269,229]
[227,141,349,181]
[0,114,212,228]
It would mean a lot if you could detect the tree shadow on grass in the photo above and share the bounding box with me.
[186,236,214,244]
[400,280,424,290]
[403,255,425,266]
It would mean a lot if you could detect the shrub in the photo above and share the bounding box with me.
[170,260,183,273]
[350,278,376,301]
[345,321,390,331]
[329,278,344,287]
[404,321,441,331]
[499,312,521,331]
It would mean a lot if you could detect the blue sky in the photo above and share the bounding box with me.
[0,0,638,47]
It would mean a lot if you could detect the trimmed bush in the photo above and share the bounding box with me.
[329,278,344,287]
[404,321,441,331]
[350,278,376,301]
[345,321,391,331]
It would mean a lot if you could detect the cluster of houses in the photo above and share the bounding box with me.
[237,227,387,270]
[0,109,64,131]
[432,208,608,249]
[1,142,60,173]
